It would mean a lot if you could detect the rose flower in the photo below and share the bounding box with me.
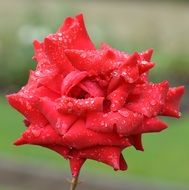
[7,14,184,178]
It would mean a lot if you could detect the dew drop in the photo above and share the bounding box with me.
[67,102,73,107]
[91,99,95,104]
[112,70,119,77]
[141,61,148,64]
[31,129,41,137]
[104,123,108,128]
[178,112,181,117]
[100,121,105,126]
[57,33,62,37]
[150,100,156,106]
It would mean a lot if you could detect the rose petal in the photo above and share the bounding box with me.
[35,86,60,100]
[57,14,95,50]
[129,134,144,151]
[86,109,143,136]
[76,146,127,170]
[61,70,88,95]
[119,53,139,83]
[65,49,121,75]
[136,72,149,84]
[107,74,121,94]
[7,94,48,126]
[79,79,104,97]
[107,82,131,111]
[140,48,153,62]
[33,40,59,80]
[100,43,129,59]
[56,96,104,115]
[44,37,74,74]
[14,124,64,146]
[43,145,70,159]
[138,61,155,74]
[126,81,169,117]
[63,119,130,149]
[37,97,77,135]
[133,117,167,134]
[161,86,185,118]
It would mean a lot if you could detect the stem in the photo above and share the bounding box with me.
[69,174,79,190]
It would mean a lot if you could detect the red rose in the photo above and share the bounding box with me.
[7,14,184,177]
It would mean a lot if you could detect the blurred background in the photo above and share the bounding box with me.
[0,0,188,190]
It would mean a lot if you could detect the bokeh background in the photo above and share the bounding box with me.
[0,0,188,190]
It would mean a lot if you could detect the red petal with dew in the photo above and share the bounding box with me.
[7,94,48,126]
[161,86,185,118]
[56,96,104,115]
[126,81,169,117]
[86,109,143,136]
[61,70,88,95]
[14,124,64,146]
[37,97,77,135]
[63,119,130,149]
[57,14,95,50]
[76,146,127,170]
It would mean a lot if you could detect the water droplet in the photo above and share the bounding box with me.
[141,61,148,64]
[31,129,41,137]
[57,33,62,37]
[111,104,115,108]
[35,71,41,76]
[112,70,119,77]
[178,112,181,117]
[100,121,105,126]
[85,100,89,104]
[150,100,156,106]
[103,113,108,118]
[121,70,127,76]
[67,102,73,107]
[118,110,129,117]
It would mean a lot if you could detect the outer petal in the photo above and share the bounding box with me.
[133,117,167,134]
[43,145,70,159]
[76,146,127,170]
[119,53,139,83]
[86,109,143,136]
[63,119,130,149]
[14,124,64,146]
[140,48,153,62]
[65,49,122,75]
[33,40,59,82]
[126,81,169,117]
[161,86,185,118]
[100,43,129,59]
[138,61,155,74]
[129,134,144,151]
[44,37,74,74]
[57,14,95,50]
[7,94,48,126]
[37,97,77,135]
